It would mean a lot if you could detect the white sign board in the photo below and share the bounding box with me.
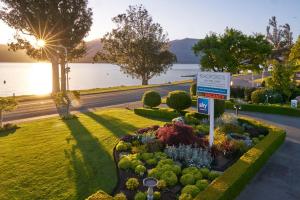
[197,72,231,100]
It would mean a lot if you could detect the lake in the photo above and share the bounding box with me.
[0,63,199,96]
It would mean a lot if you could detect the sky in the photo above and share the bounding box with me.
[0,0,299,44]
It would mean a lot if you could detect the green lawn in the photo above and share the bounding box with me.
[0,109,165,200]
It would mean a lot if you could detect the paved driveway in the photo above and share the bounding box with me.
[235,111,300,200]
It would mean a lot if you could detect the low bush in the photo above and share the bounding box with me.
[190,82,197,96]
[199,168,210,179]
[126,178,139,190]
[166,90,192,111]
[135,165,146,176]
[196,179,209,191]
[230,86,245,99]
[182,167,199,175]
[142,90,161,108]
[156,180,167,190]
[207,171,220,181]
[244,87,256,101]
[156,123,201,146]
[113,193,127,200]
[118,157,132,170]
[153,191,161,200]
[225,101,300,117]
[181,185,201,198]
[134,192,146,200]
[86,190,113,200]
[160,171,178,186]
[179,193,193,200]
[145,158,157,166]
[180,174,196,186]
[116,141,131,151]
[251,89,283,104]
[195,118,286,200]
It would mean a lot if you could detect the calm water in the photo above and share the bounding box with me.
[0,63,200,96]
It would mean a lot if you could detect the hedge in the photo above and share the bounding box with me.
[133,107,207,120]
[225,101,300,117]
[195,118,286,200]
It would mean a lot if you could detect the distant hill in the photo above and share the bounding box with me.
[0,38,201,64]
[0,44,34,62]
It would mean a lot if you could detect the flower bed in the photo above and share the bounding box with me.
[86,109,285,200]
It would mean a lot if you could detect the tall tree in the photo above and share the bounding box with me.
[0,0,93,93]
[266,16,293,62]
[193,28,272,73]
[289,36,300,67]
[94,5,176,85]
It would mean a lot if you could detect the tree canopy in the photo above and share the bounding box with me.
[0,0,93,92]
[193,28,272,73]
[289,36,300,67]
[94,5,176,85]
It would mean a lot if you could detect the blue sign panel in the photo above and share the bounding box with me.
[197,97,209,115]
[197,86,228,95]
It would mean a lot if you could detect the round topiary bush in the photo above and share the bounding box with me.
[196,179,209,191]
[199,168,210,178]
[134,191,147,200]
[179,193,193,200]
[180,174,196,186]
[181,185,201,198]
[118,157,132,170]
[190,82,197,96]
[135,165,147,176]
[207,171,220,181]
[251,89,267,103]
[160,171,178,186]
[116,141,131,151]
[156,180,167,190]
[126,178,139,190]
[142,90,161,108]
[166,90,192,111]
[114,192,127,200]
[153,191,161,200]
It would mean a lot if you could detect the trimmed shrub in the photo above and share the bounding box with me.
[86,190,113,200]
[156,180,167,190]
[251,89,283,104]
[142,90,161,108]
[130,159,143,170]
[148,168,160,179]
[126,178,139,190]
[135,165,147,176]
[116,141,131,151]
[190,82,197,96]
[207,171,220,181]
[134,192,146,200]
[160,171,178,186]
[199,168,210,178]
[196,179,209,191]
[180,174,196,186]
[156,123,200,146]
[181,185,201,198]
[166,90,192,111]
[146,158,157,166]
[114,193,127,200]
[182,167,199,175]
[214,99,225,118]
[118,157,132,170]
[140,152,154,161]
[179,193,193,200]
[153,191,161,200]
[244,87,256,101]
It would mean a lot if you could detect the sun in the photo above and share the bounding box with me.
[36,39,46,48]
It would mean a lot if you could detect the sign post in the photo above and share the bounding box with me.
[197,72,231,147]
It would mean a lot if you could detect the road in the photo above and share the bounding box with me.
[236,111,300,200]
[3,83,190,122]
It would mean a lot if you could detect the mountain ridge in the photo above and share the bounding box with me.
[0,38,201,64]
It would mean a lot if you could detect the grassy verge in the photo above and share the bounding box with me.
[0,109,165,200]
[14,80,192,102]
[225,101,300,117]
[195,117,286,200]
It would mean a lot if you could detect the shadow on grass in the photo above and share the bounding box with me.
[63,117,116,200]
[0,126,19,137]
[83,112,138,137]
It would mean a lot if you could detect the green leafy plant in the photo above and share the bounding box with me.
[114,192,127,200]
[181,185,201,198]
[156,180,167,190]
[196,179,209,191]
[166,90,192,112]
[207,171,221,181]
[190,82,197,96]
[142,90,162,108]
[199,168,210,178]
[118,157,132,170]
[134,191,147,200]
[160,171,178,186]
[179,193,193,200]
[146,158,157,166]
[135,165,147,176]
[126,178,139,190]
[180,174,196,186]
[116,141,131,151]
[153,191,161,200]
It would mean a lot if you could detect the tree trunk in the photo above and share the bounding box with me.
[51,58,60,94]
[0,110,3,129]
[142,77,148,85]
[60,60,67,93]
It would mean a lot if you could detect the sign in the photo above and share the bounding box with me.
[197,97,209,115]
[295,72,300,80]
[197,72,231,100]
[291,100,298,108]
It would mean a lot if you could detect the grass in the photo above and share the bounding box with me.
[14,80,192,102]
[0,109,165,200]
